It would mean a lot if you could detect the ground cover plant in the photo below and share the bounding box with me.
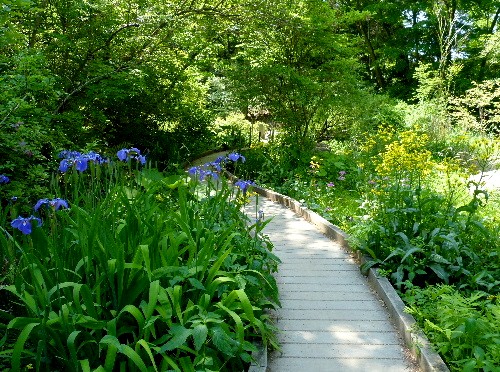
[0,151,280,371]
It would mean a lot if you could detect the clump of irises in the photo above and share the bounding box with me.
[10,197,70,234]
[117,147,146,165]
[59,150,108,172]
[9,146,147,235]
[187,152,246,182]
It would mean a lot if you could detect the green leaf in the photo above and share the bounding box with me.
[400,247,422,263]
[211,326,237,356]
[235,289,255,322]
[120,344,148,372]
[79,359,90,372]
[139,245,152,281]
[144,280,160,320]
[136,339,159,372]
[216,303,244,345]
[192,324,208,351]
[67,330,81,366]
[429,264,450,283]
[161,324,192,352]
[187,277,205,291]
[11,321,39,371]
[179,356,195,372]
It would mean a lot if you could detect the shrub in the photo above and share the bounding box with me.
[403,285,500,371]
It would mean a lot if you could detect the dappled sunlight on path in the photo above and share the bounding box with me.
[244,197,419,372]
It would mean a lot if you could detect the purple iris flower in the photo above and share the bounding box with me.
[49,198,69,210]
[58,150,82,159]
[59,159,73,172]
[34,198,50,211]
[117,147,146,164]
[75,157,89,172]
[0,174,10,184]
[117,149,129,161]
[58,150,107,173]
[130,147,141,155]
[11,215,43,235]
[188,166,199,176]
[210,162,222,172]
[234,179,255,193]
[228,153,246,163]
[188,166,219,181]
[34,198,69,211]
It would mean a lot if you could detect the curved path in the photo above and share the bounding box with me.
[190,151,419,371]
[244,197,418,372]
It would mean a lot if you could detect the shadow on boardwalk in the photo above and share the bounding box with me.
[245,198,420,372]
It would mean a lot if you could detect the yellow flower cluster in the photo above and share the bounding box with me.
[375,130,434,185]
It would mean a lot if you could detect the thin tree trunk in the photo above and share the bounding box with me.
[357,21,385,90]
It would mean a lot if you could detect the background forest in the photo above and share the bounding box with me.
[2,0,499,203]
[2,0,500,370]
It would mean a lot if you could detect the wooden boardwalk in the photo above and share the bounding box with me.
[245,197,418,372]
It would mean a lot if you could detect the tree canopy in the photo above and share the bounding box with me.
[1,0,499,186]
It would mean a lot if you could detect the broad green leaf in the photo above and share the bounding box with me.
[160,324,192,352]
[67,330,81,366]
[235,289,255,322]
[179,356,195,372]
[192,324,208,351]
[211,326,237,356]
[216,303,244,345]
[79,359,90,372]
[429,264,450,283]
[120,344,148,372]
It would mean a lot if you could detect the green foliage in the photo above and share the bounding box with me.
[226,0,363,149]
[352,129,500,292]
[0,156,280,370]
[210,113,261,150]
[403,285,500,371]
[449,79,500,134]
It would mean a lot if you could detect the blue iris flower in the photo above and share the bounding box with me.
[187,165,219,181]
[58,150,82,159]
[117,149,128,161]
[59,159,72,172]
[75,157,89,172]
[117,147,146,164]
[228,153,246,163]
[58,150,107,173]
[34,198,69,211]
[234,179,255,193]
[11,215,43,235]
[0,174,10,184]
[188,166,199,176]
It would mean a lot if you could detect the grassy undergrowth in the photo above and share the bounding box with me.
[0,150,280,371]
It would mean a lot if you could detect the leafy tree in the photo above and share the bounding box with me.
[225,0,363,149]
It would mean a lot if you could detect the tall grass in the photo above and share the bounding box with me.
[0,152,280,371]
